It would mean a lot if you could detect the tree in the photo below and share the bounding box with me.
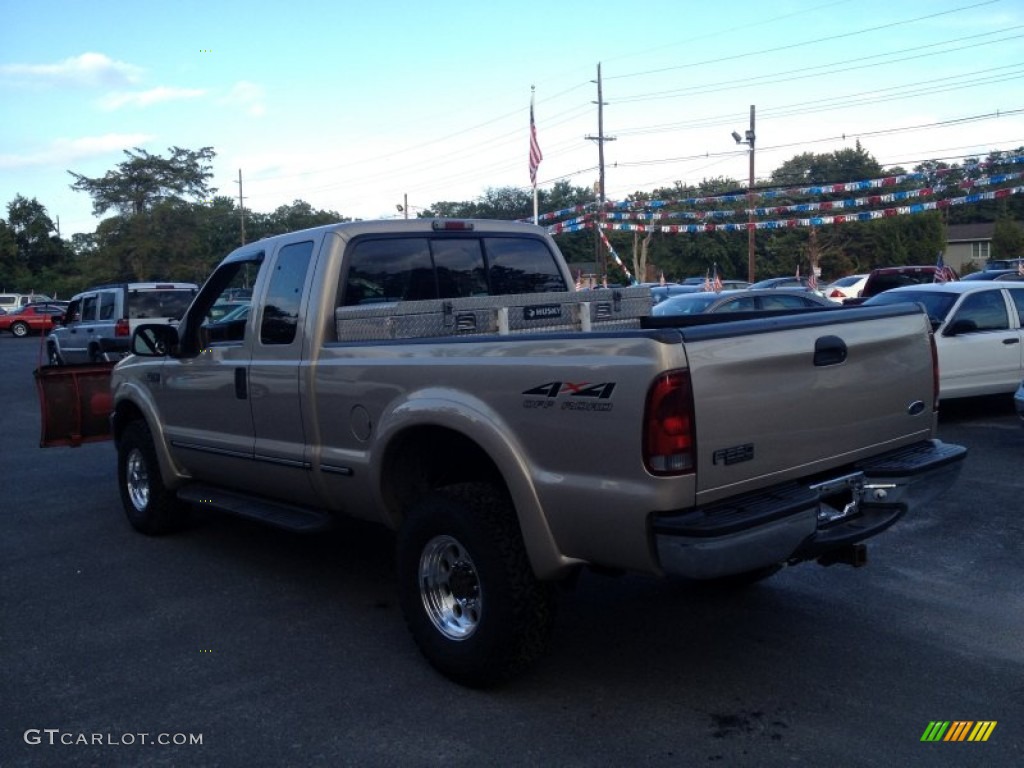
[69,146,217,217]
[992,216,1024,259]
[2,196,70,283]
[770,142,882,186]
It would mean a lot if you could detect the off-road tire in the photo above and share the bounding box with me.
[118,421,188,535]
[397,482,556,688]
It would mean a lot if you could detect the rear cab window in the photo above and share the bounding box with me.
[128,287,197,320]
[339,234,566,307]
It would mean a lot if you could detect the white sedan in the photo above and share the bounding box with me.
[863,281,1024,400]
[822,274,868,302]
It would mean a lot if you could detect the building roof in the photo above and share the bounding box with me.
[947,223,995,243]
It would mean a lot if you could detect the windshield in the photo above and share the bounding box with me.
[862,290,958,325]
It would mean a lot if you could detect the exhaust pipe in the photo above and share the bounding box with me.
[817,543,868,568]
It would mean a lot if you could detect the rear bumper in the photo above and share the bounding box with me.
[99,337,130,355]
[652,439,966,579]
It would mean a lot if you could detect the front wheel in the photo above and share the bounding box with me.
[11,322,29,338]
[397,482,555,688]
[117,421,188,535]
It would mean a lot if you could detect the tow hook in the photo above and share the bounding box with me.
[818,543,868,568]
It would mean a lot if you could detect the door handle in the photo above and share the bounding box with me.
[234,367,248,399]
[1001,337,1020,345]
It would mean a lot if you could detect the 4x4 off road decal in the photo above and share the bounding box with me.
[522,381,616,412]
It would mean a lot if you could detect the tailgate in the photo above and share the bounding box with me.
[679,305,936,504]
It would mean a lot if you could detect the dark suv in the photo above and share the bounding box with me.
[843,265,958,305]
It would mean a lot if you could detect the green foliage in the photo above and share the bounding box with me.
[0,196,76,294]
[992,216,1024,257]
[770,141,882,185]
[68,146,216,217]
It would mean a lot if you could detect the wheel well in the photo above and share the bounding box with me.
[112,401,146,445]
[381,426,506,523]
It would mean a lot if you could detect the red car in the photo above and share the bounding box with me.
[0,303,67,337]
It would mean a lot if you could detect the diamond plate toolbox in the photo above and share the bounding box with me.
[335,286,652,342]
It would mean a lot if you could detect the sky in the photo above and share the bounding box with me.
[2,0,1023,239]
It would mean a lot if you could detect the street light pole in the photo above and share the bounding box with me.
[731,106,756,282]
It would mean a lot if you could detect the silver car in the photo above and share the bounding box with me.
[47,282,197,364]
[652,288,835,316]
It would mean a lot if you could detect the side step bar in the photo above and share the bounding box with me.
[177,484,334,533]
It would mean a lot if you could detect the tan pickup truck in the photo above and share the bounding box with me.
[92,218,964,686]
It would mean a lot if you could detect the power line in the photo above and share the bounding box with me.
[605,0,1000,81]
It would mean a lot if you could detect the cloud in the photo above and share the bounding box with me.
[0,134,156,170]
[99,86,207,111]
[0,52,144,88]
[220,81,266,117]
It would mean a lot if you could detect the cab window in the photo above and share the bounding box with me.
[950,291,1009,333]
[80,294,98,321]
[340,235,565,306]
[98,291,116,320]
[261,241,315,345]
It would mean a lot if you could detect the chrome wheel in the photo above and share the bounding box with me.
[11,322,28,338]
[419,534,481,640]
[125,447,151,512]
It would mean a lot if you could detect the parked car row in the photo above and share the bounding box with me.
[0,292,53,314]
[651,288,834,316]
[0,302,68,336]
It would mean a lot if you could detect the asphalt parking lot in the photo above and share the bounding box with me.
[1,333,1022,767]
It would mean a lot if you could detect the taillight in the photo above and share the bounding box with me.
[643,371,696,476]
[929,331,940,411]
[829,289,843,298]
[431,220,474,231]
[115,319,130,337]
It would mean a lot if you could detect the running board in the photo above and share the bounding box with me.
[177,484,334,533]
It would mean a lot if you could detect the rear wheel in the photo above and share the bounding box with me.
[11,322,29,338]
[47,343,64,366]
[397,482,555,687]
[118,421,188,535]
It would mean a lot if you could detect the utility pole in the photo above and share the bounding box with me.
[746,105,755,283]
[235,169,246,245]
[731,106,756,282]
[585,62,615,279]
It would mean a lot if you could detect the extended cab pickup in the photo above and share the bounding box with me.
[106,219,965,686]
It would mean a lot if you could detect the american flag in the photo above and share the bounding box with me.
[934,252,957,283]
[529,102,543,188]
[712,264,723,292]
[1018,259,1024,277]
[808,270,818,291]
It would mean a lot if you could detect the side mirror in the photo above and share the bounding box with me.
[943,318,977,337]
[132,324,180,357]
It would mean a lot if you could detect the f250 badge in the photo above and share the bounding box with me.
[522,381,616,412]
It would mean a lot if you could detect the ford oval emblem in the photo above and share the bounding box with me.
[907,400,926,416]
